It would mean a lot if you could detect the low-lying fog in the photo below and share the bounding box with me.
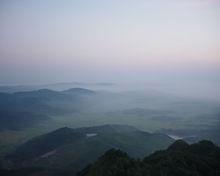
[0,79,219,145]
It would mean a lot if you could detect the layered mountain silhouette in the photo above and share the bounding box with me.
[2,138,219,176]
[0,88,95,130]
[5,125,173,175]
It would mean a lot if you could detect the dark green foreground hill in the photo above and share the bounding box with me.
[79,140,220,176]
[1,139,219,176]
[4,125,173,175]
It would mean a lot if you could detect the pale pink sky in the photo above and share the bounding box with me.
[0,0,219,84]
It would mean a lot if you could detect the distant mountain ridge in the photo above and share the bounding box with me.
[0,88,95,130]
[0,82,115,93]
[62,88,95,94]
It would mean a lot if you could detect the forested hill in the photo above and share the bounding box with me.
[5,125,173,173]
[78,140,220,176]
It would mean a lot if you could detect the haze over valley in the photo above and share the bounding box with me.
[0,0,219,175]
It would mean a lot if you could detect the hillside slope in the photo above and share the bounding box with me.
[0,88,94,130]
[6,125,173,174]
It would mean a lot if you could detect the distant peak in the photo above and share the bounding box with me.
[37,89,56,93]
[63,88,94,94]
[168,140,189,151]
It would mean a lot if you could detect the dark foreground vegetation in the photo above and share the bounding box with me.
[1,140,219,176]
[78,140,220,176]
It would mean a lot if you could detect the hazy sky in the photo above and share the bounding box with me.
[0,0,219,85]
